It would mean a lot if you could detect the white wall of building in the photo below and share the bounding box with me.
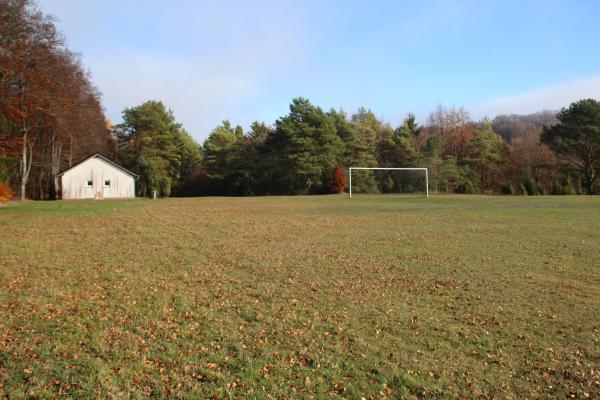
[61,156,135,199]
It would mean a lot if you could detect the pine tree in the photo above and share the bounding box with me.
[541,99,600,194]
[467,119,505,192]
[329,108,377,192]
[116,101,189,197]
[264,98,343,194]
[421,135,461,193]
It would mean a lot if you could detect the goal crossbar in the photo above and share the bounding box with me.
[348,167,429,198]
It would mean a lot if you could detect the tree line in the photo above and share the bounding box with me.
[112,96,600,197]
[1,1,599,200]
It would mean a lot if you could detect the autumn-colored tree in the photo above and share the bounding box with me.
[506,133,557,193]
[0,181,13,203]
[0,0,59,198]
[0,0,109,199]
[329,165,348,193]
[426,105,477,161]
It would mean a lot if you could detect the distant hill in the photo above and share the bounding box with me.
[492,111,558,142]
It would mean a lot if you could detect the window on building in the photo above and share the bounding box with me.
[103,180,111,188]
[85,180,93,188]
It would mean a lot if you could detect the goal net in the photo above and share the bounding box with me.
[348,167,429,198]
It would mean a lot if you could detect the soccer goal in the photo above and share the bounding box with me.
[348,167,429,198]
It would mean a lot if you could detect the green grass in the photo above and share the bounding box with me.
[1,195,599,399]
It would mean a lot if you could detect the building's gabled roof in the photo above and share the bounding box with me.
[57,153,139,179]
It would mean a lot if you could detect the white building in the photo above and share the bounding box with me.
[57,153,138,199]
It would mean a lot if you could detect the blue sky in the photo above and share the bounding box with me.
[39,0,600,141]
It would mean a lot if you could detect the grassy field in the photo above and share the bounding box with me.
[0,195,599,399]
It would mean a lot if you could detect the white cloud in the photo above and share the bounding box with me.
[471,75,600,118]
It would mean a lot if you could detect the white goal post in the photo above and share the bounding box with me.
[348,167,429,198]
